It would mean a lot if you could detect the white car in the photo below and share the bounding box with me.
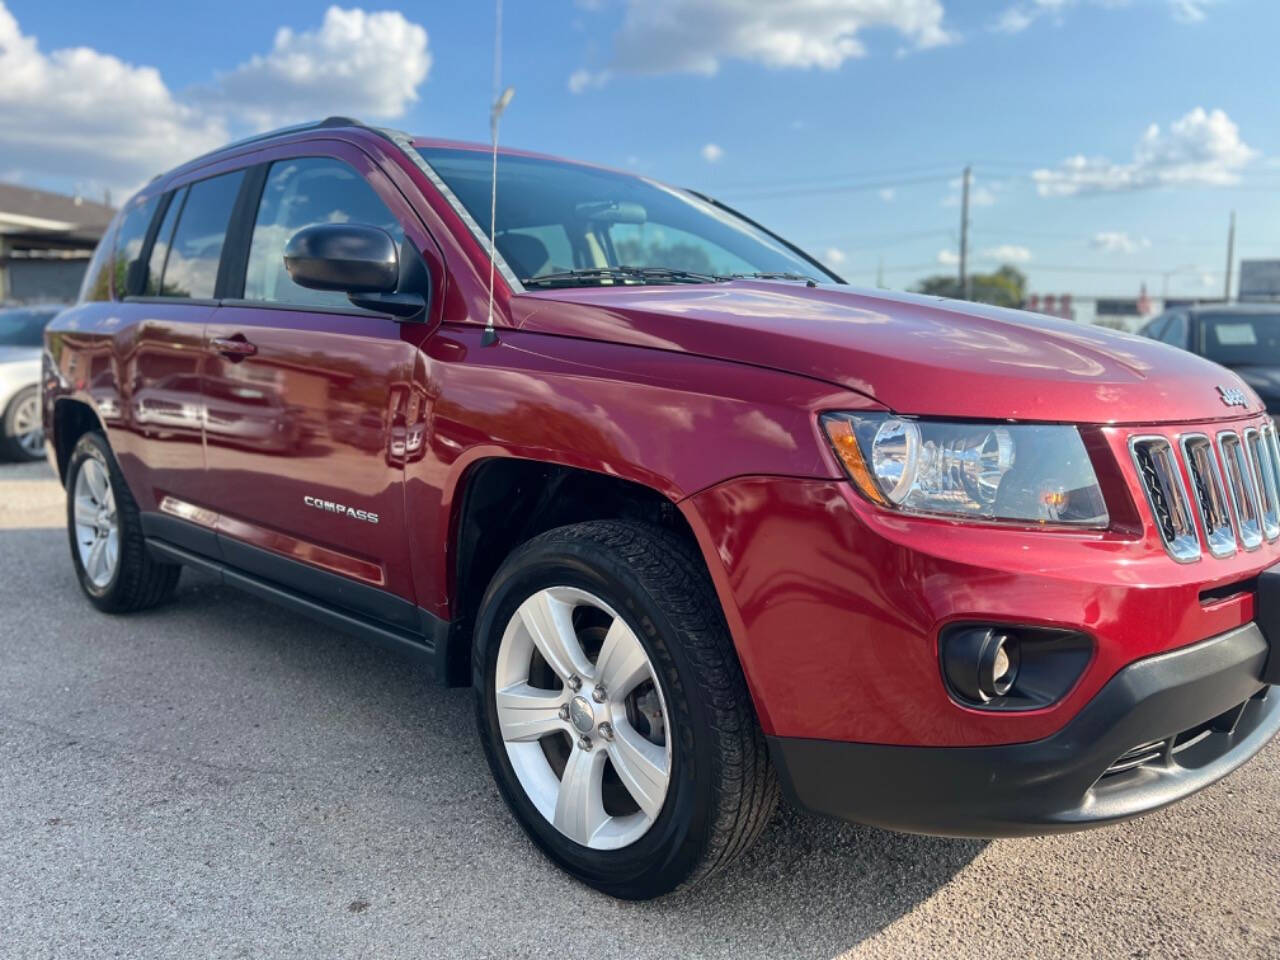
[0,306,62,461]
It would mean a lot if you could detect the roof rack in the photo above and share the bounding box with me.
[154,116,386,181]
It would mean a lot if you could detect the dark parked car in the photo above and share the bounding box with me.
[1140,303,1280,412]
[43,118,1280,899]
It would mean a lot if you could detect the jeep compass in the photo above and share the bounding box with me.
[42,118,1280,899]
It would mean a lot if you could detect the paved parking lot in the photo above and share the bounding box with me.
[1,457,1278,959]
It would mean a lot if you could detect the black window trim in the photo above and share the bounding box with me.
[122,165,256,305]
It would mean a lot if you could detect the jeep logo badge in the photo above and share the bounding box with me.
[1217,385,1248,407]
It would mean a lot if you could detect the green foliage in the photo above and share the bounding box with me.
[915,264,1027,308]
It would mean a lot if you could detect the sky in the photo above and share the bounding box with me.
[2,0,1278,299]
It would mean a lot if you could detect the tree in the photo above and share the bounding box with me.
[914,264,1027,308]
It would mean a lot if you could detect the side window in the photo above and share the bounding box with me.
[1160,312,1188,348]
[1140,314,1169,340]
[145,188,185,296]
[243,157,405,309]
[78,222,117,302]
[111,193,161,298]
[159,170,246,300]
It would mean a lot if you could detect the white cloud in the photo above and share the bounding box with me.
[824,247,847,265]
[0,1,227,191]
[937,249,960,266]
[586,0,953,79]
[1032,107,1257,196]
[568,68,610,93]
[701,143,724,163]
[878,187,896,202]
[209,6,431,130]
[1092,231,1150,254]
[0,4,432,191]
[993,0,1216,33]
[981,244,1032,263]
[943,175,996,208]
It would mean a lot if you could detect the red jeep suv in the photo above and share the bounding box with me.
[43,118,1280,899]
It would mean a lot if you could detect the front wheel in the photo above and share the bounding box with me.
[473,521,778,899]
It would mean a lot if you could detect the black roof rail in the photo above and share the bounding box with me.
[158,116,386,181]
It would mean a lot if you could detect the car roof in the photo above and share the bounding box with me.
[1186,302,1280,317]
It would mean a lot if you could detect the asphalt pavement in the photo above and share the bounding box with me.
[1,457,1278,959]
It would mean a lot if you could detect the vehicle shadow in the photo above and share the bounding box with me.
[2,525,985,959]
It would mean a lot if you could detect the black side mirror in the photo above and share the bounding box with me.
[283,223,399,294]
[283,224,428,321]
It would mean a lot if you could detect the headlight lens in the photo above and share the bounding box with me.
[821,413,1108,527]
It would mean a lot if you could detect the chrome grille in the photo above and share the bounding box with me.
[1180,435,1236,558]
[1245,426,1280,541]
[1130,436,1200,562]
[1218,432,1263,550]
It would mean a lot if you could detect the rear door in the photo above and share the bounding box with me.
[114,169,245,525]
[201,143,425,626]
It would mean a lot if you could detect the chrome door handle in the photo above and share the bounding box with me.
[211,337,257,359]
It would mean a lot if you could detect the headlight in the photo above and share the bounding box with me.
[821,412,1108,527]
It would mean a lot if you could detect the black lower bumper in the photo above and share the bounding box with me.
[769,622,1280,837]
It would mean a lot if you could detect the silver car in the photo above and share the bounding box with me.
[0,306,62,461]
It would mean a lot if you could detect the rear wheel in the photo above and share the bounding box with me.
[66,431,180,612]
[2,387,44,461]
[474,521,778,899]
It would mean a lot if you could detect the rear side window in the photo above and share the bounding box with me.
[145,188,185,296]
[157,170,245,300]
[111,194,161,298]
[243,157,404,310]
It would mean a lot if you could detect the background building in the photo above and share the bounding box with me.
[0,183,114,304]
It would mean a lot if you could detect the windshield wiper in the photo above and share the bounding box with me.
[726,271,818,285]
[522,266,726,288]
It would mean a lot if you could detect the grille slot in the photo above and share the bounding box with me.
[1245,426,1280,542]
[1100,738,1168,778]
[1130,436,1200,563]
[1180,434,1236,558]
[1218,431,1263,550]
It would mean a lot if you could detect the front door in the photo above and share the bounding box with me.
[202,149,422,625]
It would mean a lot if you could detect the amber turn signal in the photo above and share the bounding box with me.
[821,415,889,506]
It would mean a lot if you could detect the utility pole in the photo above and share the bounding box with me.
[1224,210,1236,302]
[958,165,971,300]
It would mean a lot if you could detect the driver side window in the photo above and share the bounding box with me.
[243,157,405,310]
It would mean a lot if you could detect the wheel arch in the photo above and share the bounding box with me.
[50,397,107,483]
[440,456,712,686]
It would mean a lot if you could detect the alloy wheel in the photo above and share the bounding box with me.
[73,457,119,588]
[495,586,672,850]
[12,393,43,457]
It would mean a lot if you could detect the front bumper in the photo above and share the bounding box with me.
[768,623,1280,837]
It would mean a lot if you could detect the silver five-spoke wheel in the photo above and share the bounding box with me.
[73,456,119,588]
[11,392,43,458]
[495,586,671,850]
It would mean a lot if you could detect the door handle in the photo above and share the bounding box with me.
[211,336,257,360]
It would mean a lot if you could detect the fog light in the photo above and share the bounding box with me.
[942,627,1021,704]
[980,633,1019,699]
[940,623,1093,711]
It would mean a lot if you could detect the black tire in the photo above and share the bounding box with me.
[2,387,44,461]
[66,431,181,613]
[474,520,778,899]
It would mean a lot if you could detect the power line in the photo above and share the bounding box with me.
[720,172,954,201]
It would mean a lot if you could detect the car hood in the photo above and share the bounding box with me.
[511,281,1262,424]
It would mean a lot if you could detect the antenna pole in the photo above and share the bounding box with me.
[483,0,508,347]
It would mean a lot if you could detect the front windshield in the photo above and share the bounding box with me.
[1200,312,1280,366]
[417,146,835,286]
[0,308,58,347]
